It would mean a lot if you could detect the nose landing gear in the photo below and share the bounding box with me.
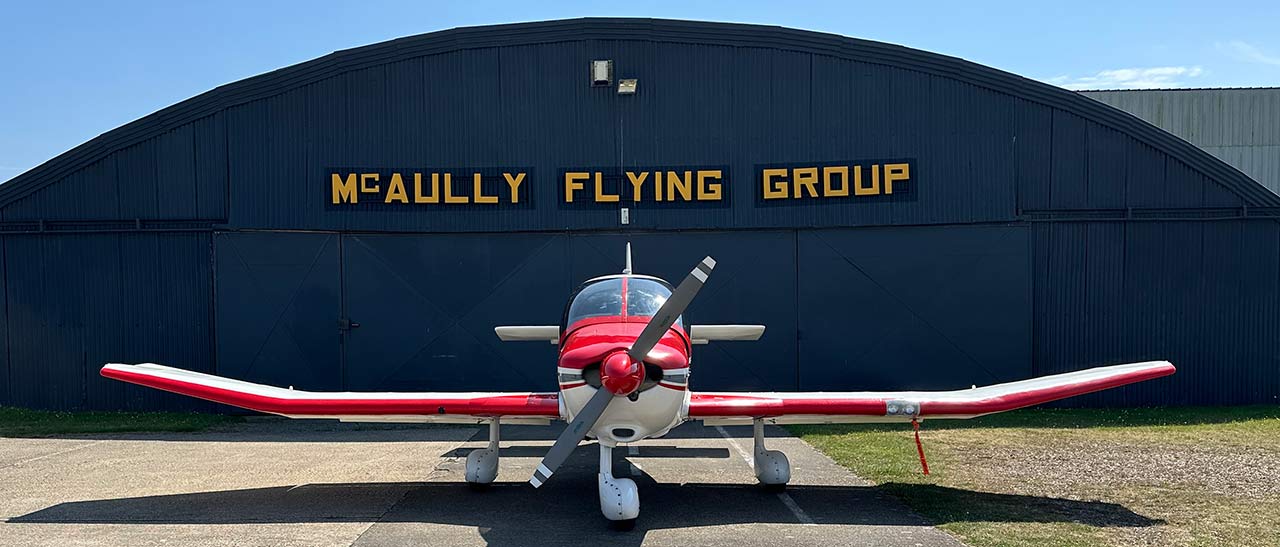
[597,443,640,529]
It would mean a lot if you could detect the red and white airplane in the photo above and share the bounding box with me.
[101,244,1175,527]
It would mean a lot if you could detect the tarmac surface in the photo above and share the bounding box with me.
[0,419,965,546]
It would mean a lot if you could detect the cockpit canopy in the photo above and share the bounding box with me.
[563,276,682,330]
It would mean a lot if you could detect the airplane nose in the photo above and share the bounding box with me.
[600,351,643,396]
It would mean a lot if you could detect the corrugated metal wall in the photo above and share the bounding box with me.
[1033,220,1280,406]
[1,233,215,411]
[1081,88,1280,196]
[0,19,1276,410]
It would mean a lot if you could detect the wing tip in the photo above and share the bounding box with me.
[100,363,131,378]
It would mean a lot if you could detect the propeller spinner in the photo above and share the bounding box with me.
[529,255,716,488]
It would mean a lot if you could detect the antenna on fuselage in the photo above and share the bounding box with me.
[623,242,633,274]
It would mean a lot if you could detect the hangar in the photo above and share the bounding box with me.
[1,19,1276,412]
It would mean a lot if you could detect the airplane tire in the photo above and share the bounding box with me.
[610,518,637,531]
[763,482,787,493]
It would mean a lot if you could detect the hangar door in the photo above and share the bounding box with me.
[215,231,798,392]
[340,231,797,392]
[216,227,1025,393]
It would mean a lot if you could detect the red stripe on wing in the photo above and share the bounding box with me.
[101,366,560,417]
[920,362,1175,415]
[687,362,1176,419]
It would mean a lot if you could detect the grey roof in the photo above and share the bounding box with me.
[1081,87,1280,196]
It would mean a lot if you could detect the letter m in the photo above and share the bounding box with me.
[331,173,358,204]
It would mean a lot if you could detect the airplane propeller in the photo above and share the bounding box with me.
[529,256,717,488]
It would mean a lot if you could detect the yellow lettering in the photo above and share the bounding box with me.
[793,167,819,199]
[360,173,380,194]
[654,172,663,201]
[384,173,408,203]
[503,172,525,203]
[823,166,849,197]
[854,165,879,195]
[443,173,468,204]
[594,172,619,202]
[666,170,693,201]
[763,168,789,199]
[696,170,722,200]
[626,171,648,202]
[884,163,909,195]
[473,173,497,204]
[331,173,358,204]
[415,174,439,203]
[565,172,588,203]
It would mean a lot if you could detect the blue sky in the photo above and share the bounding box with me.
[3,0,1278,182]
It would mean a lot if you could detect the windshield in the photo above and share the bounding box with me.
[626,278,672,319]
[563,276,683,329]
[565,279,624,326]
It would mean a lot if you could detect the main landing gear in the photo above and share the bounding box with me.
[465,419,500,489]
[752,418,791,491]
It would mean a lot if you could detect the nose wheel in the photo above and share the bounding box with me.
[597,443,640,527]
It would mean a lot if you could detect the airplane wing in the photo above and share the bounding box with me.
[687,361,1174,425]
[101,363,561,425]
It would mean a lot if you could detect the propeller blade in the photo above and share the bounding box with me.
[627,256,715,363]
[529,386,614,488]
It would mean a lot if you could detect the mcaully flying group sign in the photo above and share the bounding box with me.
[326,159,915,208]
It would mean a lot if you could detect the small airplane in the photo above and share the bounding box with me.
[101,243,1175,528]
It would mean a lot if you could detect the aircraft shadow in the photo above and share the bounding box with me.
[11,480,1159,546]
[18,420,789,443]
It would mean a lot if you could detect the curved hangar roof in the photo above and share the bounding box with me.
[3,18,1276,230]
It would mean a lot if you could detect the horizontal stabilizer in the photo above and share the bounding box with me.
[495,326,560,343]
[688,325,765,344]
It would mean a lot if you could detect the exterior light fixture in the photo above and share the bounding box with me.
[618,79,638,95]
[591,60,613,87]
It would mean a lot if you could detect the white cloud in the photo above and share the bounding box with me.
[1045,66,1204,90]
[1217,40,1280,67]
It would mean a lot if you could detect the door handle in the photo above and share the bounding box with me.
[338,318,361,331]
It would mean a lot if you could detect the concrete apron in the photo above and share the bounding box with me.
[0,419,964,547]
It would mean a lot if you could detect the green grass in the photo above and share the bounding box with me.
[0,406,242,437]
[790,406,1280,547]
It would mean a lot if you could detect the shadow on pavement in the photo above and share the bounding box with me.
[10,480,1159,546]
[25,420,793,443]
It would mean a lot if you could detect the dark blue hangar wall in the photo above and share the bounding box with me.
[0,19,1277,411]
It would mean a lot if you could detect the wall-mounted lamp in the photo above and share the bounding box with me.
[591,60,613,87]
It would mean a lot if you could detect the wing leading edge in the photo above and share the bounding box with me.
[688,361,1175,425]
[101,363,560,424]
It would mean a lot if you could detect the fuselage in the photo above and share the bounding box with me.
[554,274,691,445]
